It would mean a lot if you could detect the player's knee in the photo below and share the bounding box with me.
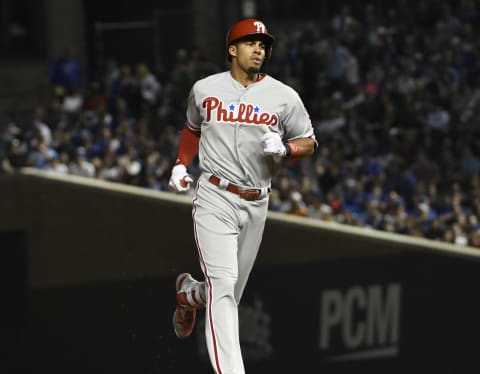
[209,275,236,298]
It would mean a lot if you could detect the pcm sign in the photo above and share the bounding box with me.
[319,282,401,360]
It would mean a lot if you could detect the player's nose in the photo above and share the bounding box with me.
[252,41,264,53]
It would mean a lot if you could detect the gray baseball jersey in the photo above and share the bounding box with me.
[186,71,315,188]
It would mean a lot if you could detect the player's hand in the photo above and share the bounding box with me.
[262,132,286,158]
[169,164,194,193]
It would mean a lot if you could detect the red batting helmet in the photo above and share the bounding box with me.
[226,18,275,61]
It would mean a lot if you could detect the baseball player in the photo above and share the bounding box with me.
[169,18,316,373]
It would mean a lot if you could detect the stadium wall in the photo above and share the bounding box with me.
[0,168,479,373]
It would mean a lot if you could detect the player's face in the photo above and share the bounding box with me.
[231,39,266,74]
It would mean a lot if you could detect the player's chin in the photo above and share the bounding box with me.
[247,66,261,74]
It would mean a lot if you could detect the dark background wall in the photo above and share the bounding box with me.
[1,170,479,373]
[0,169,424,288]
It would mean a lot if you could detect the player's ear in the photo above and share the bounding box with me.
[228,44,237,59]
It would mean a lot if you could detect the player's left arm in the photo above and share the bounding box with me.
[283,136,316,159]
[282,90,318,159]
[262,87,317,160]
[262,131,316,160]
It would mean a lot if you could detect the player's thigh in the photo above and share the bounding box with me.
[235,202,268,300]
[193,208,240,279]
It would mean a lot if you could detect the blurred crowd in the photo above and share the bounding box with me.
[1,0,480,248]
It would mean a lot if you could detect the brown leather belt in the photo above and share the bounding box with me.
[208,175,265,201]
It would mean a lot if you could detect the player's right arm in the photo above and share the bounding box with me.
[169,83,203,193]
[168,122,200,193]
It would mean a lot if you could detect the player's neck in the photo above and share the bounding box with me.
[230,66,262,87]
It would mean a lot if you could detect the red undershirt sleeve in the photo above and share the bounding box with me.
[175,122,200,166]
